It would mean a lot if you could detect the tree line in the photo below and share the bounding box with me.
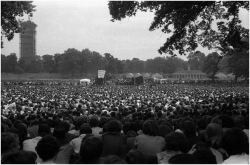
[1,47,248,81]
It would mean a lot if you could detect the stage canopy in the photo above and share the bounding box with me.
[80,79,91,85]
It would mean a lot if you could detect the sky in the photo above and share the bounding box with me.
[1,0,249,61]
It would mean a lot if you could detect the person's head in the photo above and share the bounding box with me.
[211,115,235,128]
[80,123,92,135]
[126,149,145,164]
[1,132,20,155]
[100,155,126,164]
[53,123,66,139]
[168,154,197,164]
[142,120,159,136]
[35,135,60,162]
[2,151,37,164]
[192,148,217,164]
[222,127,249,156]
[205,123,222,146]
[105,119,122,133]
[180,120,196,137]
[79,136,103,163]
[89,116,99,128]
[38,123,50,137]
[159,124,173,137]
[233,115,246,130]
[165,132,189,153]
[15,122,28,140]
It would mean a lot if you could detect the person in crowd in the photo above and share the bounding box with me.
[76,136,103,164]
[89,115,103,136]
[35,135,60,164]
[222,127,249,164]
[157,132,189,164]
[100,155,127,164]
[1,132,20,158]
[102,119,127,158]
[2,151,37,164]
[168,154,197,164]
[191,144,217,164]
[70,123,92,154]
[23,123,51,153]
[135,120,165,156]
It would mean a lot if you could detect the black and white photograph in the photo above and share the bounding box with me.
[1,0,249,164]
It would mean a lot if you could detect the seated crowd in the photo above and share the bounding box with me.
[1,81,249,164]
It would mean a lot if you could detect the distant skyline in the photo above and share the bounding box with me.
[1,0,249,61]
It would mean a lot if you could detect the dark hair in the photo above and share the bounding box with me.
[159,124,173,137]
[222,127,249,155]
[180,120,196,137]
[89,116,99,128]
[15,123,28,142]
[79,136,103,163]
[2,151,37,164]
[61,121,71,132]
[1,132,19,154]
[168,154,197,164]
[105,119,122,133]
[100,155,126,164]
[35,135,60,161]
[192,148,217,164]
[142,120,159,136]
[53,124,66,139]
[80,123,92,134]
[211,115,235,128]
[233,115,245,130]
[38,123,50,137]
[165,132,189,153]
[126,149,145,164]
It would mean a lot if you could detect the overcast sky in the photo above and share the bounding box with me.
[1,0,249,61]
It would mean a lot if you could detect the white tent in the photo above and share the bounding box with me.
[143,73,151,78]
[125,73,134,78]
[152,73,163,79]
[80,79,91,85]
[134,73,142,77]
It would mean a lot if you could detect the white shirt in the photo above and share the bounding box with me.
[92,127,103,136]
[223,153,249,164]
[23,136,42,152]
[69,134,86,154]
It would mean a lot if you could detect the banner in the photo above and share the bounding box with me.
[98,70,106,78]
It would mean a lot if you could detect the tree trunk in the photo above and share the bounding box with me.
[234,75,238,82]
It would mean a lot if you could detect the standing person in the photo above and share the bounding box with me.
[135,120,165,156]
[76,136,103,164]
[102,119,127,158]
[157,132,189,164]
[222,128,249,164]
[35,135,60,164]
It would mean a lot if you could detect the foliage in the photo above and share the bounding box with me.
[227,49,249,81]
[187,51,206,70]
[108,1,249,55]
[202,52,221,80]
[1,1,36,47]
[1,48,188,75]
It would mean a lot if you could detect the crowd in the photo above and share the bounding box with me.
[1,80,249,164]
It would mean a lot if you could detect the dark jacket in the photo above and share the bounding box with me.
[102,132,127,158]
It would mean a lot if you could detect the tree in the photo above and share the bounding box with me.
[1,54,7,72]
[1,1,35,47]
[202,52,221,81]
[227,49,249,81]
[42,55,55,73]
[108,1,249,55]
[187,51,206,70]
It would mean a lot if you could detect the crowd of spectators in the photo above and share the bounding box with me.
[1,80,249,164]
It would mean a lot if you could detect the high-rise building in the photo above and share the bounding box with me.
[20,20,37,63]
